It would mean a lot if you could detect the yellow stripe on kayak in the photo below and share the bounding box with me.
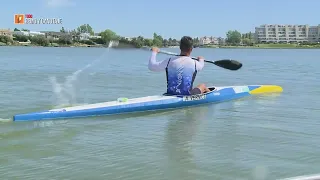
[249,85,283,95]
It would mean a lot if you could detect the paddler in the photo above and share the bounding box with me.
[148,36,211,95]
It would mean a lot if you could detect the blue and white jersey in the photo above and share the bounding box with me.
[148,52,204,95]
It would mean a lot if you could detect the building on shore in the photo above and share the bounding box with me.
[79,33,101,41]
[199,36,225,45]
[0,29,13,38]
[255,24,320,43]
[200,36,218,45]
[125,37,132,41]
[13,30,45,36]
[40,31,66,40]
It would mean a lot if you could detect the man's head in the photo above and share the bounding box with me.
[179,36,193,54]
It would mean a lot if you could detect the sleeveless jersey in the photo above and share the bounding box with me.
[148,52,204,95]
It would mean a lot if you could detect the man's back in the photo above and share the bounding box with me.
[148,36,211,95]
[148,52,204,95]
[166,56,201,95]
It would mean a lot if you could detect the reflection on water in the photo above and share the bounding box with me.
[164,104,231,179]
[165,107,206,179]
[163,100,274,180]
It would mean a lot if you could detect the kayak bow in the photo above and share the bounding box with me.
[13,85,283,122]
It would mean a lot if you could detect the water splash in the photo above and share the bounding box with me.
[49,41,116,107]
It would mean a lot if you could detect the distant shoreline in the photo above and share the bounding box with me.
[0,42,108,48]
[201,44,320,49]
[219,46,320,49]
[1,43,320,49]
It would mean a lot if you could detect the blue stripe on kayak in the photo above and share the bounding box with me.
[248,85,261,91]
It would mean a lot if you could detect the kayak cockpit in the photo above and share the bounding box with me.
[162,87,216,97]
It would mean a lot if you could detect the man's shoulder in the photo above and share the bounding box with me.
[172,56,193,61]
[169,56,195,67]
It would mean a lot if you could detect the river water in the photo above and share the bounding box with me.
[0,46,319,180]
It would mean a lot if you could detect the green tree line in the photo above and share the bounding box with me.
[225,30,256,46]
[2,24,267,47]
[6,24,203,47]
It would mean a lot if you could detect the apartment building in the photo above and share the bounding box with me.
[255,24,320,43]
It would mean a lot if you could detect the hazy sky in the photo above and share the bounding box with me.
[2,0,320,39]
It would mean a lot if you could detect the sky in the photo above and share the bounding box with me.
[1,0,320,39]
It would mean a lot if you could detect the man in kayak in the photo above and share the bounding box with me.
[148,36,211,96]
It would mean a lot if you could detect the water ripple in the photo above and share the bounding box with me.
[0,47,320,179]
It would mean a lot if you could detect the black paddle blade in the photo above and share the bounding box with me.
[210,59,242,70]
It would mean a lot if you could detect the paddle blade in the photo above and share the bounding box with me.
[210,59,242,70]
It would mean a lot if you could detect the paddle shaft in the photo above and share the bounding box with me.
[143,47,242,71]
[150,48,215,64]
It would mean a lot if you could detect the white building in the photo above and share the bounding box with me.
[124,37,132,41]
[79,33,90,40]
[199,36,219,45]
[13,30,45,36]
[90,35,101,39]
[255,24,320,43]
[29,31,45,36]
[79,33,102,40]
[13,31,29,36]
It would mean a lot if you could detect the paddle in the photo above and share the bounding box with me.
[143,47,242,71]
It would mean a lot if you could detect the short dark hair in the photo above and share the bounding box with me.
[180,36,193,52]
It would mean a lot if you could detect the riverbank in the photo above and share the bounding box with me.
[203,43,320,49]
[0,42,109,48]
[2,42,320,49]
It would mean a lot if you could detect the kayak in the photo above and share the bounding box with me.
[13,85,283,122]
